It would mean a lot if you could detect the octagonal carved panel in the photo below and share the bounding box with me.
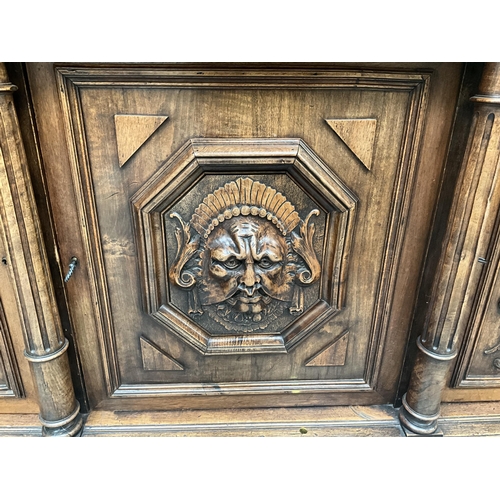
[132,138,357,354]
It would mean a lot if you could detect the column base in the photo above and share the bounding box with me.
[42,413,84,437]
[399,393,441,435]
[401,421,443,437]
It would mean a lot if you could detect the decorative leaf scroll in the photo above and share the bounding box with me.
[168,213,200,289]
[291,209,321,285]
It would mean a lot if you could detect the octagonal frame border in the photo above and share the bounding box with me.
[131,138,358,355]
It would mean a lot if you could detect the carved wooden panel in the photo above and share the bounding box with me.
[435,106,500,391]
[132,139,356,354]
[451,194,500,388]
[26,63,464,411]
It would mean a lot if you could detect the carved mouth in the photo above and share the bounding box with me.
[239,296,260,304]
[226,287,272,305]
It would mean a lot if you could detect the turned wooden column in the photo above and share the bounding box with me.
[400,63,500,435]
[0,63,83,436]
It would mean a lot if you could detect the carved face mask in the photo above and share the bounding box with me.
[199,217,294,309]
[168,177,321,332]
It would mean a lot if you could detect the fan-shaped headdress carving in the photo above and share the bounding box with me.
[190,178,301,238]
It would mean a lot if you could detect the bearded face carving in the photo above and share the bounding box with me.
[169,178,321,333]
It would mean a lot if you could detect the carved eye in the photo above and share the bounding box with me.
[221,257,241,270]
[258,257,274,269]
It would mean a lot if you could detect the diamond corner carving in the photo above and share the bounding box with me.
[305,330,349,367]
[325,118,377,171]
[132,138,357,355]
[140,336,184,371]
[114,114,168,168]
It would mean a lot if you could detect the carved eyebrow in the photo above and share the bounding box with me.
[255,239,285,261]
[211,248,243,262]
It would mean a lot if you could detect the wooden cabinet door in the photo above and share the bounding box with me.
[27,63,463,412]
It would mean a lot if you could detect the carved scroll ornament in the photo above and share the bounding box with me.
[169,178,321,332]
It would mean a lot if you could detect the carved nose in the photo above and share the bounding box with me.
[241,263,259,287]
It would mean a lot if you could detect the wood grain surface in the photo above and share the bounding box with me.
[25,63,463,414]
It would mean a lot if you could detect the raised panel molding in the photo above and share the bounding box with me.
[325,118,377,170]
[140,336,184,371]
[0,299,23,398]
[306,330,349,366]
[54,66,430,399]
[114,114,168,168]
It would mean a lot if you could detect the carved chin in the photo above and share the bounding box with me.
[206,294,283,333]
[227,292,271,316]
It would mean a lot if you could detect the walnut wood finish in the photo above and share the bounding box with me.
[0,64,83,436]
[8,62,500,436]
[133,140,356,355]
[6,402,500,436]
[25,63,462,415]
[0,413,42,436]
[83,405,404,437]
[81,402,500,436]
[444,64,500,394]
[400,63,500,435]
